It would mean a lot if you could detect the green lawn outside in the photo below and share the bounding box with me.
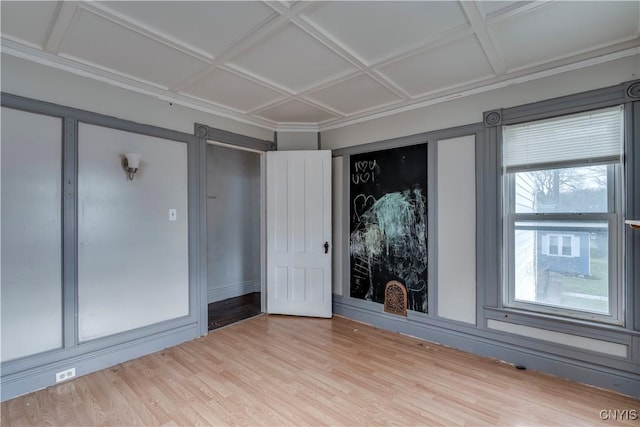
[557,255,608,313]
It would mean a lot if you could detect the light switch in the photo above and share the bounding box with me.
[169,209,177,221]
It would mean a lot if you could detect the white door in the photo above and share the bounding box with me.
[267,150,332,317]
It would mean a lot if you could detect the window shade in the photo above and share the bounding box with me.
[503,105,623,170]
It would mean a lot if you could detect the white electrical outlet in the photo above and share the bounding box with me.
[55,368,76,383]
[169,208,177,221]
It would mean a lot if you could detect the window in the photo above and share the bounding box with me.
[503,106,623,324]
[541,233,580,257]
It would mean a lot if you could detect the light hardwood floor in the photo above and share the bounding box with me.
[2,315,639,426]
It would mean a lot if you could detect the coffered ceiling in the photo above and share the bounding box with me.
[2,1,639,131]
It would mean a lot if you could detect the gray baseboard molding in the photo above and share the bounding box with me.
[0,322,200,402]
[333,299,640,398]
[207,280,261,304]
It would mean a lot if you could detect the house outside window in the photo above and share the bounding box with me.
[503,106,624,324]
[541,233,580,257]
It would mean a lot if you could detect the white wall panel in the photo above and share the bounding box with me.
[1,107,63,361]
[487,320,627,358]
[77,123,188,341]
[437,135,476,324]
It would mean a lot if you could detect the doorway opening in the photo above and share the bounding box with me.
[206,142,263,330]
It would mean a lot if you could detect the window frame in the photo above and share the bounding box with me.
[502,109,624,326]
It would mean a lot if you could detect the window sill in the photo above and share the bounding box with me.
[484,306,638,339]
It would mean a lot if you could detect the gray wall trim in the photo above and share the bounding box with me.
[197,138,209,337]
[501,82,626,126]
[461,80,640,392]
[1,92,204,401]
[483,110,502,127]
[427,141,438,316]
[2,93,199,145]
[632,336,640,364]
[484,307,639,342]
[628,100,640,333]
[62,116,78,349]
[195,123,275,151]
[2,314,199,376]
[332,123,482,157]
[485,82,634,327]
[187,135,204,339]
[624,79,640,103]
[342,154,351,298]
[480,125,501,309]
[333,298,640,397]
[474,129,488,328]
[1,323,200,401]
[334,296,638,370]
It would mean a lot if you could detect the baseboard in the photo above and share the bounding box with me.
[207,280,260,303]
[0,322,200,402]
[333,298,640,398]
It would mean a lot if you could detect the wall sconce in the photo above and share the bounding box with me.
[122,153,141,181]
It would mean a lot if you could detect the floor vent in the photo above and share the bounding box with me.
[384,280,407,317]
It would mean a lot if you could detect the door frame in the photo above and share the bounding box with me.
[195,123,275,336]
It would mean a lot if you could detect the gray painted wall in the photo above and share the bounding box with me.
[0,93,203,402]
[77,123,189,341]
[1,108,63,362]
[276,131,318,150]
[206,144,261,303]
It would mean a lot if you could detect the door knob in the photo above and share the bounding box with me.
[324,242,329,254]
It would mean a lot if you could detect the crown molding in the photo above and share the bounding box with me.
[318,45,640,132]
[1,38,277,132]
[275,123,320,132]
[3,37,638,136]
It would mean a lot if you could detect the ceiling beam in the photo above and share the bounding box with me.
[44,1,78,54]
[171,1,318,94]
[458,1,507,76]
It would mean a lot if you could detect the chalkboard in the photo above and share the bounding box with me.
[349,143,428,313]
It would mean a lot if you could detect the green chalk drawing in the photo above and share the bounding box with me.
[350,188,427,306]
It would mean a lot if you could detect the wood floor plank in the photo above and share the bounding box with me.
[2,315,639,426]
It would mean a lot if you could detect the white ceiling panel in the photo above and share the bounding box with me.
[94,1,276,58]
[478,1,528,19]
[302,1,469,65]
[227,23,357,93]
[1,1,59,48]
[305,74,401,115]
[257,100,337,123]
[490,1,640,70]
[378,35,494,97]
[59,9,208,88]
[1,1,637,130]
[181,68,285,113]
